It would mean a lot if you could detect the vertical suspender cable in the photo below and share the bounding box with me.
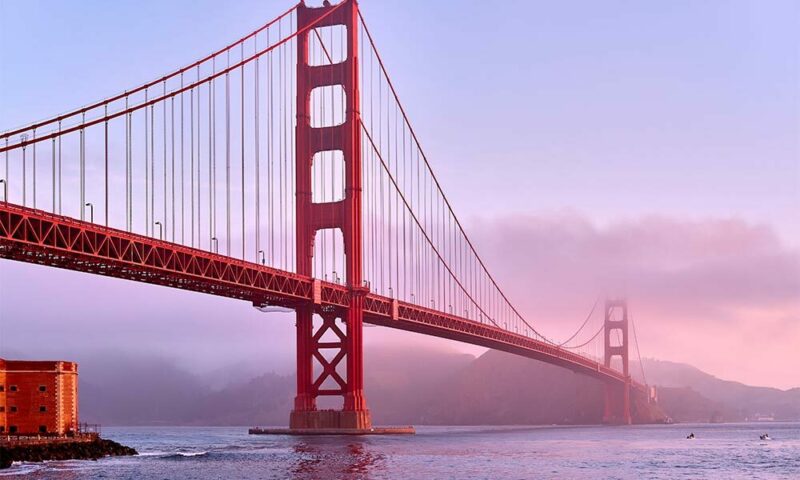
[150,103,155,235]
[4,137,7,201]
[209,73,213,248]
[394,105,399,296]
[401,119,406,300]
[196,66,202,248]
[268,29,274,265]
[191,84,195,246]
[80,115,85,220]
[212,58,217,246]
[278,21,284,269]
[226,49,232,256]
[32,129,36,209]
[58,121,62,214]
[180,75,185,244]
[52,135,56,212]
[125,100,130,230]
[22,139,26,206]
[105,105,109,225]
[241,43,246,260]
[197,66,202,248]
[293,13,299,269]
[163,81,168,234]
[255,35,261,262]
[4,137,8,201]
[145,89,150,235]
[378,66,384,292]
[171,95,176,240]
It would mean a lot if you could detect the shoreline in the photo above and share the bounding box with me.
[0,437,137,470]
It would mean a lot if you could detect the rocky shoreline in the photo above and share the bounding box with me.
[0,438,137,469]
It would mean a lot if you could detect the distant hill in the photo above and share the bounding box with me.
[77,349,798,426]
[641,359,800,422]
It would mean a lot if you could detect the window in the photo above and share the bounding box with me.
[39,385,47,392]
[39,406,47,413]
[10,406,17,413]
[9,385,17,392]
[0,385,4,392]
[9,426,17,434]
[39,426,47,434]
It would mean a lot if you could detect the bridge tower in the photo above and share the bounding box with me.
[603,299,632,425]
[292,0,371,430]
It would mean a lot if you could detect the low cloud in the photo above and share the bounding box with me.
[468,213,800,389]
[0,212,796,390]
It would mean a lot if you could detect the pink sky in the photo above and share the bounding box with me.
[469,213,800,389]
[0,211,796,389]
[0,0,798,390]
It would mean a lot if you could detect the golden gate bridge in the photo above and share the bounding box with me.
[0,0,655,432]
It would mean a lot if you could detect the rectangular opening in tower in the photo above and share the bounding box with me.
[312,150,345,203]
[313,227,345,284]
[609,328,624,348]
[310,85,346,128]
[308,25,348,67]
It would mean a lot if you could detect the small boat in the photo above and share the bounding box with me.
[760,433,771,441]
[686,433,695,439]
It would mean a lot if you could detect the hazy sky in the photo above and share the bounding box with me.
[0,1,798,389]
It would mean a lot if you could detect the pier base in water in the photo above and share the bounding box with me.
[248,426,415,436]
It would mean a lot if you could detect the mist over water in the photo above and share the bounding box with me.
[2,424,798,479]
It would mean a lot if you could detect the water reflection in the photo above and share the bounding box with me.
[291,439,385,479]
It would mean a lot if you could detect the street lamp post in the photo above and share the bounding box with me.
[258,249,265,265]
[0,179,7,203]
[85,202,93,223]
[211,237,218,253]
[154,221,163,240]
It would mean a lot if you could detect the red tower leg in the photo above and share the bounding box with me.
[290,0,371,431]
[603,299,632,425]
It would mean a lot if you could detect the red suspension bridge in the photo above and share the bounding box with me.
[0,0,655,430]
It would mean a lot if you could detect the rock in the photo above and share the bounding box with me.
[0,437,137,469]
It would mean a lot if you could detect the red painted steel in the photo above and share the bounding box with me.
[0,0,654,430]
[602,300,632,425]
[0,202,646,399]
[0,4,300,150]
[291,0,370,430]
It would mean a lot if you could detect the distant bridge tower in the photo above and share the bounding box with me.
[603,299,632,425]
[292,0,371,430]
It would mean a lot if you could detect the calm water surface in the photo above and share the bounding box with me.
[1,423,798,479]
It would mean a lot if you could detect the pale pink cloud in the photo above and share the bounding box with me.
[468,213,800,389]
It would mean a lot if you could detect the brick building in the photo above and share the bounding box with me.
[0,359,78,436]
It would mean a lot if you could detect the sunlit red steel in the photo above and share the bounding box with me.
[0,202,645,420]
[0,0,649,430]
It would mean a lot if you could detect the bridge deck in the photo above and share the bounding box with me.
[0,202,643,393]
